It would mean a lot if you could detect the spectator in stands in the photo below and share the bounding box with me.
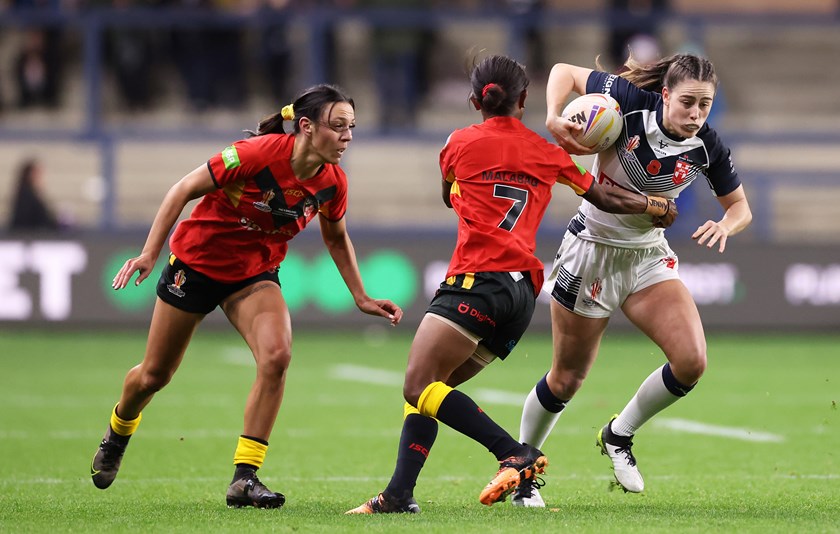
[608,0,667,72]
[14,28,63,109]
[8,158,60,231]
[362,0,435,131]
[103,0,158,111]
[167,0,247,110]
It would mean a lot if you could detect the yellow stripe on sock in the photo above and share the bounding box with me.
[234,436,268,468]
[110,404,141,437]
[404,402,421,419]
[417,382,453,419]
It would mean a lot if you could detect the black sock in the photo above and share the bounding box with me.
[435,389,521,460]
[384,413,438,501]
[232,464,257,484]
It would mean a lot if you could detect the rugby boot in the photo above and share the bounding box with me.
[479,444,548,505]
[345,492,421,514]
[596,416,644,493]
[90,426,130,489]
[226,473,286,508]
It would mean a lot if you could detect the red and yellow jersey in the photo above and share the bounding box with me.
[440,116,594,293]
[170,133,348,282]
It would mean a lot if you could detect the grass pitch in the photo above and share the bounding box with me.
[1,328,838,533]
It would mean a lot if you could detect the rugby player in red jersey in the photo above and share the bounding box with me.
[90,84,402,508]
[347,55,675,514]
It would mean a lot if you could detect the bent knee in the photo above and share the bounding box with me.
[139,368,174,393]
[670,349,707,385]
[402,380,425,407]
[546,368,587,399]
[256,345,292,378]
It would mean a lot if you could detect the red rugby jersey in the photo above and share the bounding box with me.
[169,133,348,282]
[439,116,594,293]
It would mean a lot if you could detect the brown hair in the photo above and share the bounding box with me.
[248,84,355,137]
[611,53,719,94]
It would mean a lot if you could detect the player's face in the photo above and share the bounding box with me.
[661,80,715,138]
[312,102,355,165]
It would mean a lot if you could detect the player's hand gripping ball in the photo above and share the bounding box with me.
[561,93,623,153]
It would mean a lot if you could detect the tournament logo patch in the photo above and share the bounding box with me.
[167,269,187,297]
[254,189,275,212]
[582,277,602,307]
[661,256,677,269]
[221,146,241,170]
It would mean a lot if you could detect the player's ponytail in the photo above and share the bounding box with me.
[618,53,718,94]
[247,84,355,137]
[469,55,529,117]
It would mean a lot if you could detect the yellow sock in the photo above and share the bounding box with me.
[404,402,421,419]
[110,404,141,437]
[234,436,268,468]
[416,382,453,419]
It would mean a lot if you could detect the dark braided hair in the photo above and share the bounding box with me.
[469,55,529,117]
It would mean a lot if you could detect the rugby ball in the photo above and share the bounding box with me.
[561,93,623,152]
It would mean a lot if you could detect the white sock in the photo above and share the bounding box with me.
[611,364,682,437]
[519,378,568,448]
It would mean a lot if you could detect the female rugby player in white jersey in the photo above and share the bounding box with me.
[512,53,752,507]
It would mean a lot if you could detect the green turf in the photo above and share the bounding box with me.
[0,328,838,533]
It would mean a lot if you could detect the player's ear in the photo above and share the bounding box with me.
[518,89,527,109]
[470,95,481,111]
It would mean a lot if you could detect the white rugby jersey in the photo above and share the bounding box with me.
[567,71,741,249]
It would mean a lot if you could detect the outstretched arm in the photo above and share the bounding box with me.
[319,215,403,325]
[582,180,678,227]
[693,185,752,253]
[112,164,217,289]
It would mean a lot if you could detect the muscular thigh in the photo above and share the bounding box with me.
[223,281,291,359]
[621,279,705,360]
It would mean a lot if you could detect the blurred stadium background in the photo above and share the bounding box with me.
[0,0,838,331]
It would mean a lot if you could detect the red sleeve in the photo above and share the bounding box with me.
[207,137,266,188]
[439,132,460,182]
[321,168,348,221]
[550,144,595,196]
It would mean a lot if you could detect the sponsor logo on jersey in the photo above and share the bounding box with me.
[239,216,296,236]
[167,269,186,297]
[457,301,497,327]
[284,188,306,198]
[647,160,662,175]
[253,189,275,212]
[221,146,241,170]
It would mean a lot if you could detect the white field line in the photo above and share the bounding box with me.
[653,417,785,443]
[329,364,402,386]
[330,364,524,406]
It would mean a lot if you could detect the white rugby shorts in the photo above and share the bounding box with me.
[543,232,681,318]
